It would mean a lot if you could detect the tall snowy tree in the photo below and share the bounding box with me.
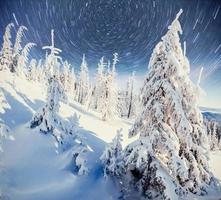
[30,30,65,133]
[36,59,43,82]
[76,54,89,105]
[100,53,119,121]
[11,25,28,73]
[92,56,106,110]
[125,71,137,119]
[122,9,217,199]
[0,23,14,71]
[116,90,126,118]
[16,42,36,78]
[70,67,77,97]
[61,60,72,92]
[42,30,62,78]
[40,53,51,83]
[28,58,38,81]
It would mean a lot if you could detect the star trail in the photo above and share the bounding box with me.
[0,0,220,107]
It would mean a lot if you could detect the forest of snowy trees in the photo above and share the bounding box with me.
[0,9,221,200]
[0,22,138,122]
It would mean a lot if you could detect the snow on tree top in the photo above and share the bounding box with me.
[42,29,62,56]
[168,9,183,34]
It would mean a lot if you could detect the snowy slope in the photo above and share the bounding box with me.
[0,71,221,200]
[0,71,132,200]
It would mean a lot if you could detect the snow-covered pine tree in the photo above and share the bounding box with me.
[27,58,37,81]
[11,25,28,73]
[42,75,65,133]
[59,63,66,88]
[70,67,77,97]
[108,53,118,117]
[36,59,43,82]
[42,29,62,77]
[100,53,119,121]
[17,42,36,78]
[100,128,123,177]
[125,71,137,119]
[92,56,106,110]
[76,54,89,105]
[85,85,93,110]
[30,30,65,134]
[100,77,109,121]
[116,89,126,118]
[122,9,217,199]
[0,23,14,72]
[62,60,74,93]
[40,53,51,84]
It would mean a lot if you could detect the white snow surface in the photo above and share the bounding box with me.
[210,151,221,181]
[0,71,220,200]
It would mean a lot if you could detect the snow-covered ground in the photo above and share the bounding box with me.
[0,71,221,199]
[210,151,221,181]
[0,71,133,200]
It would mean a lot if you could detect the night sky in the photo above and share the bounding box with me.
[0,0,220,108]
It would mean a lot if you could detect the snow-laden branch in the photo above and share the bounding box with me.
[13,25,28,56]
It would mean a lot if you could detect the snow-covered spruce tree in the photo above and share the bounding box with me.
[76,54,89,105]
[125,71,137,119]
[60,60,72,92]
[30,30,66,134]
[116,89,126,118]
[35,59,42,82]
[0,23,14,71]
[100,53,119,121]
[117,73,135,119]
[92,56,106,110]
[27,58,37,81]
[70,66,77,97]
[17,42,36,78]
[85,85,94,110]
[30,74,65,133]
[11,25,28,73]
[40,53,51,83]
[122,9,218,199]
[100,128,123,177]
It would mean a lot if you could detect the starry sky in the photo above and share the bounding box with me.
[0,0,220,108]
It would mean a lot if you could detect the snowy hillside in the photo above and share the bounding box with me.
[0,71,135,200]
